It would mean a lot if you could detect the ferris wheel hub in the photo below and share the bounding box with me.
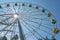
[13,14,18,19]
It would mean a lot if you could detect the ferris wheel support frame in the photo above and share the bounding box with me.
[17,18,25,40]
[0,2,59,40]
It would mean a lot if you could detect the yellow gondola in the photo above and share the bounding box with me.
[48,13,51,18]
[53,27,59,34]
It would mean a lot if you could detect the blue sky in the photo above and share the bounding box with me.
[0,0,60,40]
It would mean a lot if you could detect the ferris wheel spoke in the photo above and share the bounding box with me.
[0,14,14,17]
[24,11,41,16]
[22,24,39,40]
[25,10,41,15]
[1,19,17,30]
[29,22,53,36]
[18,6,25,14]
[4,19,17,36]
[12,23,17,35]
[27,22,53,36]
[22,16,52,26]
[26,13,45,17]
[3,7,13,14]
[36,27,53,35]
[0,29,13,32]
[19,7,36,15]
[0,21,11,25]
[18,7,30,15]
[1,25,11,31]
[26,21,53,37]
[21,18,53,36]
[41,24,53,30]
[17,4,22,13]
[21,20,41,39]
[0,11,8,15]
[23,8,43,16]
[22,7,36,14]
[0,8,11,15]
[22,16,53,31]
[23,13,54,23]
[12,5,16,13]
[21,18,45,39]
[24,22,44,39]
[40,20,56,30]
[1,16,12,22]
[23,17,40,25]
[24,14,51,22]
[4,25,13,36]
[0,18,15,25]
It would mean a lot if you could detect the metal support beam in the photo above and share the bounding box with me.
[17,19,25,40]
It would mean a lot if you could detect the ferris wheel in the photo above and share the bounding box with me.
[0,2,59,40]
